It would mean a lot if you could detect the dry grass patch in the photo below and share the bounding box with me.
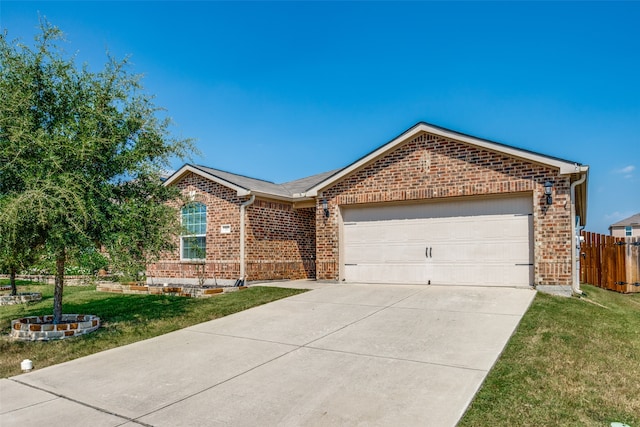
[459,284,640,426]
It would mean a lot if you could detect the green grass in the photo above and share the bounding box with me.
[0,280,306,378]
[459,284,640,427]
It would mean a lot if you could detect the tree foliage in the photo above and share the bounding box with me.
[0,20,193,322]
[0,219,44,295]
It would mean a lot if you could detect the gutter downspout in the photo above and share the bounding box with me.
[570,173,587,296]
[239,195,255,282]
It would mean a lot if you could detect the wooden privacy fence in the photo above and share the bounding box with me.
[580,231,640,293]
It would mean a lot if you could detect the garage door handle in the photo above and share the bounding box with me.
[425,247,432,258]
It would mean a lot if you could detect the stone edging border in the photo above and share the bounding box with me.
[10,314,100,341]
[0,292,43,306]
[96,282,247,298]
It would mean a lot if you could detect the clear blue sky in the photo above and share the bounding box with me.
[1,1,638,234]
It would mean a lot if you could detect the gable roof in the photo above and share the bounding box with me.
[163,164,340,201]
[302,121,589,197]
[610,213,640,228]
[164,121,589,222]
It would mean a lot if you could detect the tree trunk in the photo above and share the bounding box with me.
[10,267,17,296]
[53,247,66,324]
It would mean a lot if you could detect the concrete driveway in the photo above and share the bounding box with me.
[1,283,535,426]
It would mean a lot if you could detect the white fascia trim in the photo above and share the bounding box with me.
[291,195,316,203]
[244,190,316,203]
[433,125,587,176]
[248,191,293,203]
[304,123,587,196]
[163,164,251,197]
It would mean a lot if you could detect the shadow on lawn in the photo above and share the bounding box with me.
[1,285,196,330]
[62,294,196,323]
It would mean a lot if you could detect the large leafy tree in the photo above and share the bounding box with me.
[0,21,193,323]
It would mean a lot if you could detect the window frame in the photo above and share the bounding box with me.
[625,226,633,237]
[180,202,207,261]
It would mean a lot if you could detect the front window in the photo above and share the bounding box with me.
[626,226,633,237]
[181,202,206,260]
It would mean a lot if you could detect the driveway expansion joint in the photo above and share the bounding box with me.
[129,345,304,423]
[302,345,489,373]
[8,378,148,426]
[184,328,300,347]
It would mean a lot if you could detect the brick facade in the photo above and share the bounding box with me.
[315,131,574,286]
[246,200,316,280]
[149,124,585,288]
[147,172,316,284]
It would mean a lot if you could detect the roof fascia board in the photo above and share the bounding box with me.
[250,191,293,203]
[305,123,587,196]
[252,191,317,204]
[430,124,588,175]
[293,200,316,209]
[163,164,251,196]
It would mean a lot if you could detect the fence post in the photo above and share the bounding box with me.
[617,237,627,293]
[628,237,640,288]
[596,232,602,288]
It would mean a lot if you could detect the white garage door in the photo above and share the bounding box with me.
[342,195,533,286]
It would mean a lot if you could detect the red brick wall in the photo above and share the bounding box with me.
[246,200,316,280]
[147,172,316,283]
[316,131,573,285]
[147,172,243,282]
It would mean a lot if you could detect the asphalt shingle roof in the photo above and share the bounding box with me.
[193,165,341,198]
[610,213,640,227]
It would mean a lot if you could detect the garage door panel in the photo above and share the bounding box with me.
[342,196,531,222]
[342,196,533,286]
[344,263,431,284]
[346,240,530,264]
[346,214,529,241]
[431,241,530,263]
[431,263,532,286]
[345,262,532,286]
[345,242,425,264]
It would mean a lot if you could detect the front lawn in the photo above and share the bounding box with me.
[459,284,640,426]
[0,280,306,378]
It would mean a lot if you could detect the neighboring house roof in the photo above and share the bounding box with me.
[609,213,640,228]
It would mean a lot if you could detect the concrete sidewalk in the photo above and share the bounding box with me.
[1,283,536,426]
